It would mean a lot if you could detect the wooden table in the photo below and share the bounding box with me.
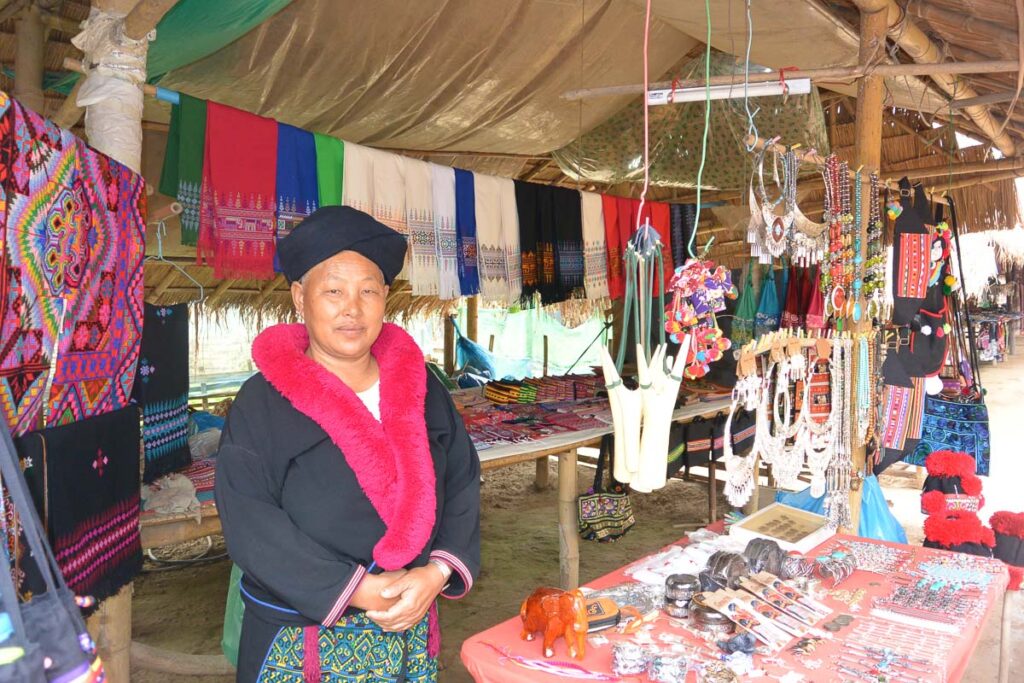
[477,398,731,590]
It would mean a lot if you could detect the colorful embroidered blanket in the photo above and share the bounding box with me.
[313,133,344,206]
[474,174,521,304]
[580,191,609,301]
[0,93,78,435]
[47,138,145,426]
[455,169,479,296]
[431,163,460,299]
[158,94,206,246]
[275,124,318,273]
[198,102,277,280]
[134,303,191,482]
[405,158,437,295]
[15,405,143,604]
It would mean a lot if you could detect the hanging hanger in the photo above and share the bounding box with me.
[145,207,206,303]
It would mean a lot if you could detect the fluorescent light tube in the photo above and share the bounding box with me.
[647,78,812,106]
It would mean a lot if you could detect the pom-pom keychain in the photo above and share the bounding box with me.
[886,198,903,220]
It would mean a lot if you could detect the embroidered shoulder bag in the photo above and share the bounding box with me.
[754,265,781,338]
[907,199,990,476]
[578,435,635,542]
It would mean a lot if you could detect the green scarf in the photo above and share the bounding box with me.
[314,133,344,206]
[159,95,207,246]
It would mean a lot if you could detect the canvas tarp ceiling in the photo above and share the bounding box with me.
[159,0,699,155]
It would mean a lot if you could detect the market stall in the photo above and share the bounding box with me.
[461,527,1009,682]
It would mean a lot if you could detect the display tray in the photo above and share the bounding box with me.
[729,502,836,554]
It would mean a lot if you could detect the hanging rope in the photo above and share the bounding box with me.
[688,0,713,260]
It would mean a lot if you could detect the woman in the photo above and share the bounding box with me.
[216,206,481,682]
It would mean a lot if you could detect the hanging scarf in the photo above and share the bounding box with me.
[755,266,781,338]
[0,94,77,435]
[805,265,826,330]
[252,323,436,570]
[15,405,143,603]
[601,194,626,299]
[454,169,479,296]
[515,180,541,300]
[474,174,520,304]
[158,94,206,246]
[552,186,584,300]
[314,133,344,206]
[342,141,374,216]
[275,123,318,272]
[47,138,145,426]
[580,191,609,300]
[781,266,805,329]
[431,163,460,300]
[405,158,437,296]
[732,262,757,346]
[198,102,277,280]
[670,203,697,268]
[369,147,408,245]
[133,303,190,483]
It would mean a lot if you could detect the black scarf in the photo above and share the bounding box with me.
[15,406,142,604]
[133,303,191,482]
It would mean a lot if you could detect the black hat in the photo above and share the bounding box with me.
[277,206,407,284]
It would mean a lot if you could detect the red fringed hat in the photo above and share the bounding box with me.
[923,510,995,558]
[991,511,1024,590]
[922,450,983,513]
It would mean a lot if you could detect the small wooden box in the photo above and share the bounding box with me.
[729,502,835,554]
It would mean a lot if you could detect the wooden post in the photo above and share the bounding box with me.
[535,457,550,491]
[443,315,455,375]
[558,449,580,589]
[543,335,549,376]
[488,334,495,352]
[466,295,479,342]
[13,3,45,114]
[848,0,889,534]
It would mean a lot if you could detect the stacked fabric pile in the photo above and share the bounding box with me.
[161,95,701,304]
[483,373,604,405]
[456,395,611,450]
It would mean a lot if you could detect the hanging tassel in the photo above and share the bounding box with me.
[427,602,442,658]
[303,625,322,683]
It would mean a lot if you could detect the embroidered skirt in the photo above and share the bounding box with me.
[242,609,437,683]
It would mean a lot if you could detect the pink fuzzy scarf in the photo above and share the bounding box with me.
[252,323,436,570]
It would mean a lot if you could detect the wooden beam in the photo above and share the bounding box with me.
[466,295,479,342]
[256,274,286,306]
[148,266,178,300]
[51,80,84,130]
[40,9,82,35]
[205,279,237,307]
[950,90,1018,110]
[443,315,455,375]
[925,169,1024,194]
[563,60,1020,101]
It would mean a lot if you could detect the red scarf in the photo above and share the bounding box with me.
[198,102,278,280]
[251,323,436,570]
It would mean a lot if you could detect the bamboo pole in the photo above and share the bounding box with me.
[848,0,890,534]
[466,295,479,342]
[558,448,580,590]
[562,60,1020,101]
[147,268,178,302]
[256,274,287,306]
[443,315,455,375]
[850,0,1018,157]
[13,3,44,113]
[205,278,238,308]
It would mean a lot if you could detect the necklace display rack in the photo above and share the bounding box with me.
[722,329,879,529]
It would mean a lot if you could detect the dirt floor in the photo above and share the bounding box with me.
[131,352,1024,682]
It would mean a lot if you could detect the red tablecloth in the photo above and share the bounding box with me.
[461,534,1008,682]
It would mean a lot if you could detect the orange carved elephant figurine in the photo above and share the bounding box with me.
[519,587,588,659]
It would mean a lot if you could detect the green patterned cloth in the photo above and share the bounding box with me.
[257,612,437,682]
[158,94,207,246]
[315,133,345,206]
[552,51,829,191]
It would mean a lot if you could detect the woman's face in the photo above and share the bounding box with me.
[291,250,389,363]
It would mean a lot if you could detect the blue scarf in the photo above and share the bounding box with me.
[455,169,479,295]
[275,124,319,271]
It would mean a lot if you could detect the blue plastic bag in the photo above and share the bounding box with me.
[774,475,907,544]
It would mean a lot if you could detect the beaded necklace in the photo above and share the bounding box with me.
[823,338,853,529]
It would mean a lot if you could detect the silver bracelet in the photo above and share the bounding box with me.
[428,558,452,586]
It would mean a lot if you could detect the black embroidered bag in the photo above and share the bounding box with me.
[577,435,635,543]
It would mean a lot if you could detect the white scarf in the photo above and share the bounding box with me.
[430,163,460,300]
[581,191,610,300]
[405,158,437,295]
[474,174,522,304]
